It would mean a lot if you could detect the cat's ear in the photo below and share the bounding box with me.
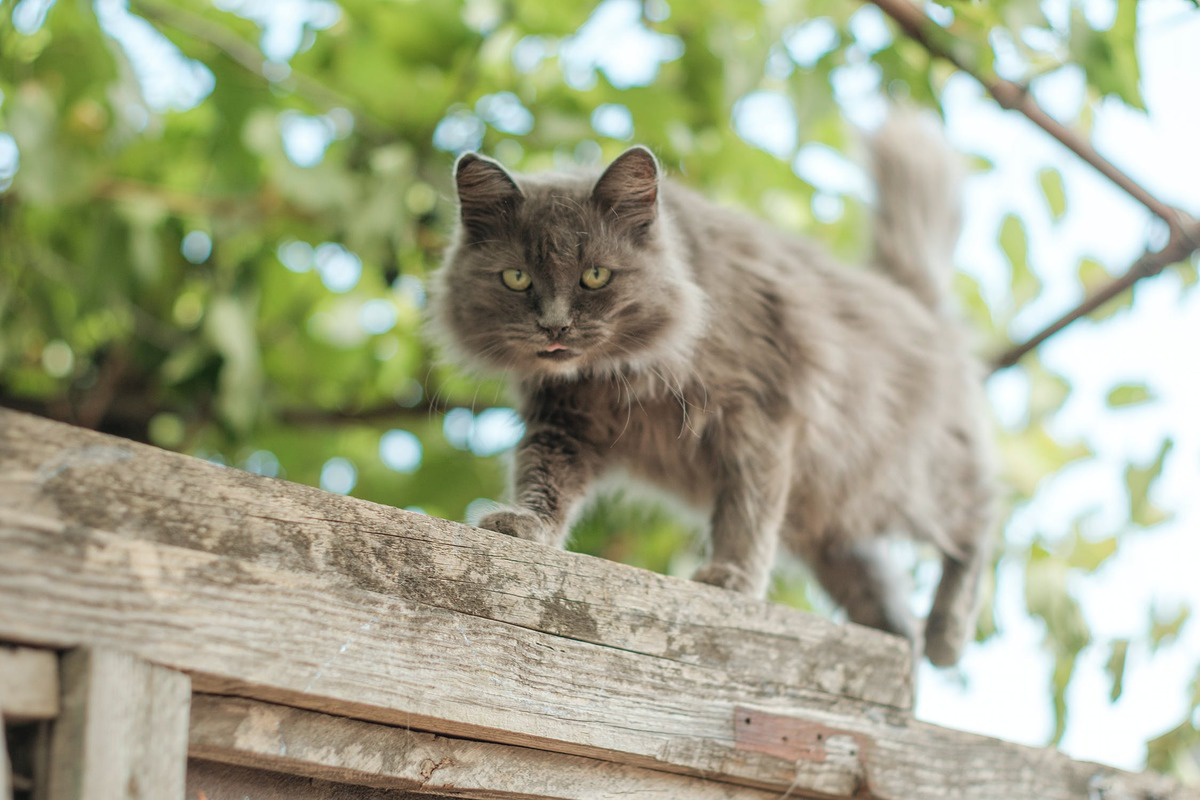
[592,146,659,237]
[454,153,523,242]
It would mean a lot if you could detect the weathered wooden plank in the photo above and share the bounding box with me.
[0,646,59,722]
[189,694,782,800]
[45,648,191,800]
[186,759,445,800]
[0,513,1191,799]
[0,408,911,709]
[0,513,863,796]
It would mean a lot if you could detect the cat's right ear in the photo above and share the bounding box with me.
[592,146,660,240]
[454,153,523,242]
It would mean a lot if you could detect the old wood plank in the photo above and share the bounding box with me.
[186,759,446,800]
[0,513,1192,799]
[45,648,191,800]
[189,694,783,800]
[0,513,863,796]
[0,408,912,709]
[0,647,59,722]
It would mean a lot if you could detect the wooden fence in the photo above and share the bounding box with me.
[0,407,1194,799]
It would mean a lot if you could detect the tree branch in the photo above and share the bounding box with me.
[865,0,1200,370]
[865,0,1187,226]
[991,221,1200,371]
[0,393,458,446]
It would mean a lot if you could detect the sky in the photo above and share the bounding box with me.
[912,0,1200,770]
[4,0,1198,775]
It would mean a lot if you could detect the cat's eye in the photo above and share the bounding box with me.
[581,266,612,290]
[501,268,532,291]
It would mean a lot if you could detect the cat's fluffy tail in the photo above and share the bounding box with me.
[868,110,963,311]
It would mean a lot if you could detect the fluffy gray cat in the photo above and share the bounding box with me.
[429,112,994,666]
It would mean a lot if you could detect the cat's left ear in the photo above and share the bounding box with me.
[592,146,659,237]
[455,152,524,243]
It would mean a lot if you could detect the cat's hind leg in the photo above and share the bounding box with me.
[924,541,988,667]
[801,533,920,646]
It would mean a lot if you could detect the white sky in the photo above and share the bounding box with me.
[916,0,1200,770]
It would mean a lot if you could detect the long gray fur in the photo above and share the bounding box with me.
[428,111,995,666]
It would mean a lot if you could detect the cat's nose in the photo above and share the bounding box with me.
[538,320,572,339]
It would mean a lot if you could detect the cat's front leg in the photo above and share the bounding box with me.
[693,429,793,597]
[477,417,599,548]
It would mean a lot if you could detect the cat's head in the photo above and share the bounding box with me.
[429,147,705,381]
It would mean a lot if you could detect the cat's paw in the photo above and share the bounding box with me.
[477,508,557,545]
[692,562,763,595]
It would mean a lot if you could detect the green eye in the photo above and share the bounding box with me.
[501,269,531,291]
[581,266,612,289]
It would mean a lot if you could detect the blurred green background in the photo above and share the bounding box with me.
[2,0,1198,780]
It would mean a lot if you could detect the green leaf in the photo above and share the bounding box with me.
[1150,604,1190,653]
[999,214,1040,310]
[1146,719,1200,778]
[1026,359,1071,423]
[1077,257,1112,294]
[1106,383,1156,408]
[1068,2,1145,110]
[998,423,1092,498]
[1038,168,1066,221]
[1067,532,1118,574]
[1105,638,1128,702]
[1025,556,1091,744]
[1177,253,1199,289]
[1125,438,1174,528]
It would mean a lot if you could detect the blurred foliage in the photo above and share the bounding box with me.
[0,0,1194,778]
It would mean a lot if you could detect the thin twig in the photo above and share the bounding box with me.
[865,0,1199,370]
[0,393,454,444]
[991,222,1200,371]
[866,0,1182,224]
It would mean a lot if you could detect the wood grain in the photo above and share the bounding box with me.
[0,647,58,722]
[186,759,445,800]
[0,512,1191,798]
[45,648,190,800]
[189,694,784,800]
[0,409,1193,800]
[0,408,912,709]
[0,514,867,795]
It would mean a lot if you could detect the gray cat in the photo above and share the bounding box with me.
[428,112,994,666]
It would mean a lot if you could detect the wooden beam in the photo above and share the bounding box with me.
[189,694,782,800]
[0,509,1190,798]
[44,649,191,800]
[0,646,59,722]
[0,515,866,795]
[0,409,1193,800]
[186,759,451,800]
[0,408,912,711]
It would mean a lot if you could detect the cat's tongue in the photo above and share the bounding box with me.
[543,343,568,352]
